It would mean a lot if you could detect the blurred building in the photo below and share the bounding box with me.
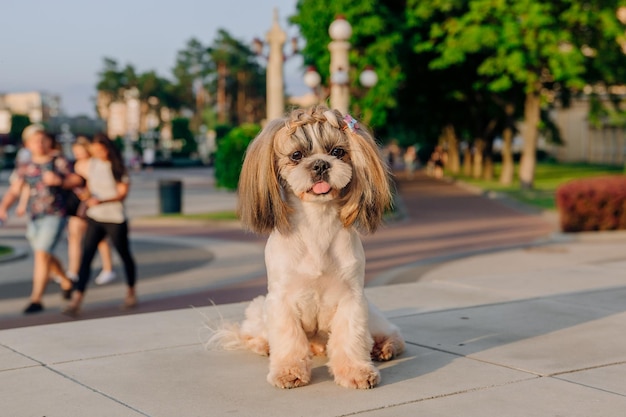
[549,90,626,166]
[0,91,61,133]
[97,89,173,147]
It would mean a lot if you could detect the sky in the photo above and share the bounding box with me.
[0,0,306,117]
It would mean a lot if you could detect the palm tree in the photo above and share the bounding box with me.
[172,38,212,129]
[208,29,266,125]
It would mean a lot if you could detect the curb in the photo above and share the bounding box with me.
[550,229,626,242]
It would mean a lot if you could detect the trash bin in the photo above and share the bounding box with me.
[158,179,182,214]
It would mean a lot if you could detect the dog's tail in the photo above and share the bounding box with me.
[204,321,246,350]
[203,296,269,356]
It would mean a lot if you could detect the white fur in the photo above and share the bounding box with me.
[208,107,405,389]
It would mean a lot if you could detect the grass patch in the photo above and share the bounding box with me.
[449,162,624,210]
[159,210,239,221]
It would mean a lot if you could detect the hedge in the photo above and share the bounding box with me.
[555,175,626,232]
[214,123,261,190]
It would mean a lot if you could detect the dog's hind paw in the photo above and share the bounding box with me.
[332,363,381,389]
[371,334,405,362]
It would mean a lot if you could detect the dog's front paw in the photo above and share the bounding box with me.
[267,362,311,389]
[331,363,381,389]
[371,334,405,361]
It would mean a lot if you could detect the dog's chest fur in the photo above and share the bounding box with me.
[266,201,364,333]
[286,200,359,275]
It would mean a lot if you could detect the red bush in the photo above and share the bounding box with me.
[555,176,626,232]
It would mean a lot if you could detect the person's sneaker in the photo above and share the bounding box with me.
[23,302,44,314]
[94,270,117,285]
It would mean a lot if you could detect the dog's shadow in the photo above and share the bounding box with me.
[306,345,429,388]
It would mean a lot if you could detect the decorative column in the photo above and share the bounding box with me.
[58,123,74,160]
[124,87,140,166]
[266,9,287,121]
[328,16,352,114]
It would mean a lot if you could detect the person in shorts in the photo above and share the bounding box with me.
[0,124,82,314]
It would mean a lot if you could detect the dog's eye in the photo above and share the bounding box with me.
[290,151,303,162]
[330,148,345,159]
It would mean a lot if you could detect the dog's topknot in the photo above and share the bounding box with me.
[284,105,348,135]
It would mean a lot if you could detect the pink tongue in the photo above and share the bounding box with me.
[312,181,331,194]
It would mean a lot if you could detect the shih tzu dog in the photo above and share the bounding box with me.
[209,105,405,389]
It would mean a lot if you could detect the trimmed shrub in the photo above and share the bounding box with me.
[9,114,31,143]
[214,123,261,190]
[555,176,626,232]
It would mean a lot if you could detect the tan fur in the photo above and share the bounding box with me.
[237,106,392,235]
[211,106,404,390]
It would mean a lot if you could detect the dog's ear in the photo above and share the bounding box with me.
[237,119,291,234]
[339,127,392,234]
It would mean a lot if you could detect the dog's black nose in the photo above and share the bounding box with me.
[312,159,330,174]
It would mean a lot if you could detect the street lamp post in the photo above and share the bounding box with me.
[328,16,352,114]
[254,9,298,121]
[58,123,74,160]
[304,16,378,114]
[303,66,323,99]
[266,9,286,121]
[124,87,141,166]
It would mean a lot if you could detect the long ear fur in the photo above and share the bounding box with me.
[339,125,392,234]
[237,118,291,234]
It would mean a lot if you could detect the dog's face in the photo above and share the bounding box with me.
[237,106,392,235]
[274,124,353,203]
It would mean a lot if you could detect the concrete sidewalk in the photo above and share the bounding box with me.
[1,231,625,416]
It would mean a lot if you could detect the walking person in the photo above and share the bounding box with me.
[0,124,80,313]
[403,145,418,180]
[65,136,116,284]
[429,145,446,179]
[63,133,137,316]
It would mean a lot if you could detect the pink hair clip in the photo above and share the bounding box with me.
[343,114,359,133]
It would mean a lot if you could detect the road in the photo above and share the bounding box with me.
[0,167,557,329]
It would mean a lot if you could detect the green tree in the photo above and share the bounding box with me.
[96,58,126,100]
[292,0,405,129]
[207,29,266,125]
[410,0,626,188]
[96,58,143,119]
[9,114,31,143]
[172,38,212,127]
[137,71,171,103]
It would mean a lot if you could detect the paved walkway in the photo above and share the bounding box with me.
[1,220,625,415]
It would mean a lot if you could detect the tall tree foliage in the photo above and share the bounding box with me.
[207,30,266,125]
[409,0,626,188]
[95,30,266,131]
[292,0,405,129]
[172,38,212,122]
[9,114,31,143]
